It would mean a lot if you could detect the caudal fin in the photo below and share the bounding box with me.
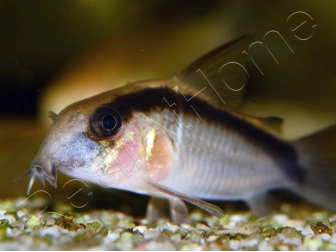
[292,124,336,211]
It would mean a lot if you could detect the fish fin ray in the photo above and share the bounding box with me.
[171,34,253,110]
[292,124,336,211]
[143,176,225,218]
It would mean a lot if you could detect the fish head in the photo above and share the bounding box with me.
[25,81,167,195]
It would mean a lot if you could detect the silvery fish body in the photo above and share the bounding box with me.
[131,87,297,199]
[23,35,336,223]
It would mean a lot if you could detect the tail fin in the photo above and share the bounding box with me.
[292,124,336,211]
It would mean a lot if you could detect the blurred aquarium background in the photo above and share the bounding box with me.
[0,0,335,216]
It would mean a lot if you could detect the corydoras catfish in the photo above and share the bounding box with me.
[22,35,336,224]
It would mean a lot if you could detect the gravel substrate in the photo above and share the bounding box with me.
[0,197,335,250]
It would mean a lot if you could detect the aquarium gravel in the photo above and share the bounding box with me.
[0,197,335,250]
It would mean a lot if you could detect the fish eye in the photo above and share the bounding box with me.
[102,114,116,130]
[91,106,122,138]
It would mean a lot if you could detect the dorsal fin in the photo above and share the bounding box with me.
[170,35,253,110]
[167,34,284,137]
[48,111,58,121]
[258,116,284,135]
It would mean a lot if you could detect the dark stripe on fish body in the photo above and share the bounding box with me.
[107,86,304,183]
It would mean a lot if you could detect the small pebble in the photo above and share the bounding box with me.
[196,223,209,231]
[311,222,332,235]
[180,224,194,231]
[45,218,56,226]
[1,215,15,225]
[133,225,147,234]
[104,232,119,243]
[261,228,277,237]
[241,237,258,248]
[273,214,288,225]
[180,243,202,251]
[40,225,62,237]
[284,237,302,246]
[301,226,314,236]
[303,236,324,250]
[207,235,217,242]
[144,229,160,240]
[166,222,179,233]
[230,214,248,223]
[330,234,336,244]
[258,240,274,251]
[229,240,240,250]
[281,227,301,238]
[146,235,176,251]
[319,233,331,242]
[170,234,181,243]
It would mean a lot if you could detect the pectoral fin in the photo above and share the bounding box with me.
[146,197,169,223]
[143,176,225,218]
[145,197,190,225]
[169,197,189,225]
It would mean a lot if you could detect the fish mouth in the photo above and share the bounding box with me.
[18,161,57,195]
